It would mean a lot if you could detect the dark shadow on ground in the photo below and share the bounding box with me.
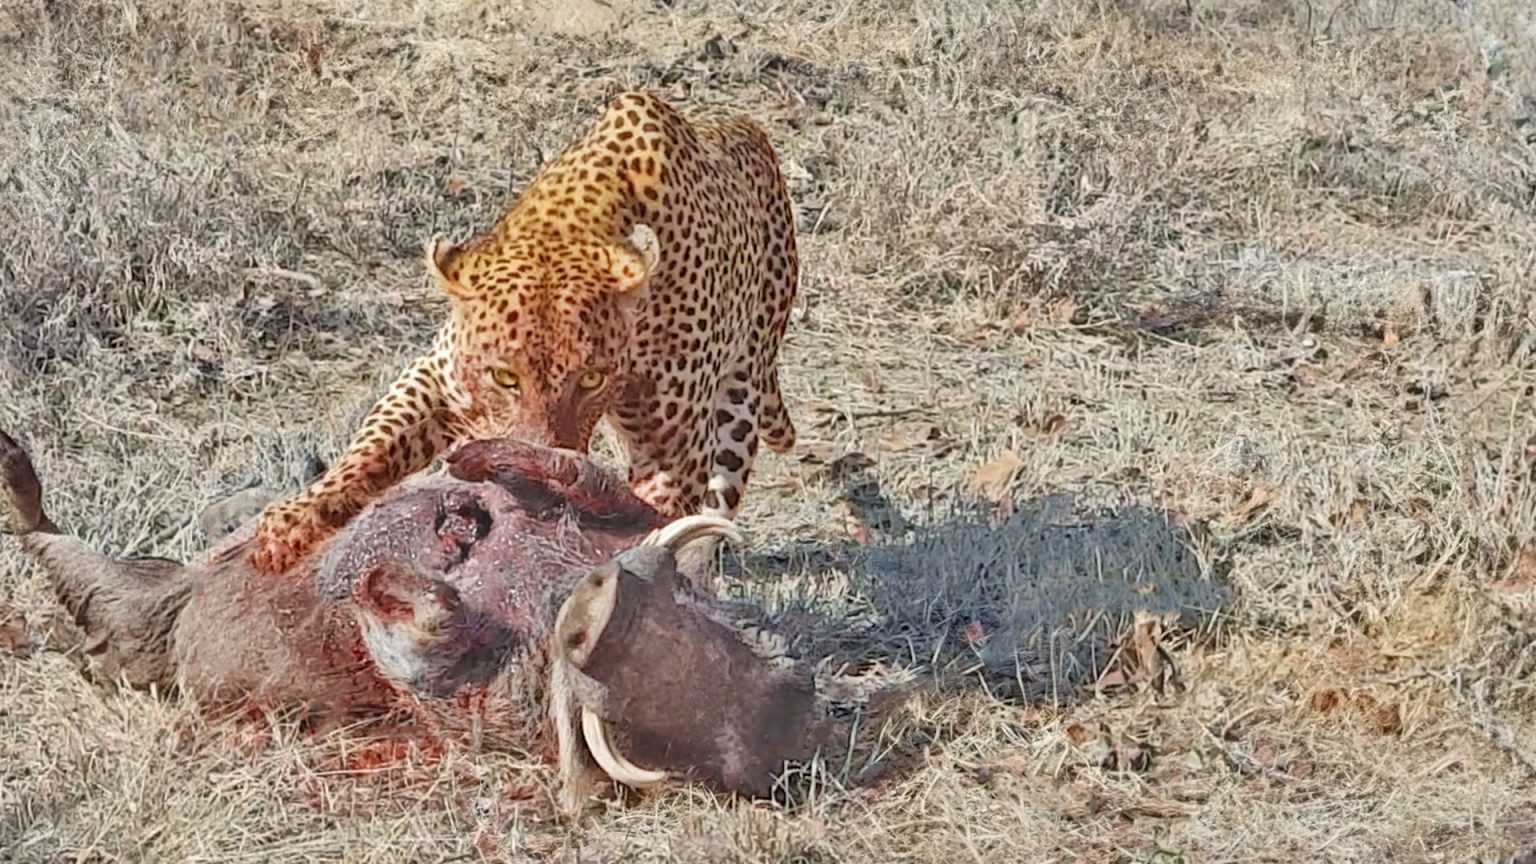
[702,473,1229,800]
[716,473,1228,709]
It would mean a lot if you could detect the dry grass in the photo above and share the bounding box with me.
[3,0,1536,860]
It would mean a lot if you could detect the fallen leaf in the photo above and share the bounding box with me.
[969,450,1023,503]
[1227,485,1278,524]
[1288,751,1315,780]
[878,425,948,454]
[1489,546,1536,593]
[1289,363,1324,387]
[1513,546,1536,581]
[1064,720,1096,746]
[473,831,501,861]
[1048,295,1078,326]
[842,507,872,547]
[1251,737,1279,769]
[1100,733,1154,773]
[1009,308,1033,332]
[960,621,989,646]
[1369,701,1402,736]
[1093,668,1129,689]
[1350,499,1369,524]
[821,451,876,483]
[1381,324,1399,347]
[1041,413,1069,435]
[1332,498,1370,527]
[0,606,30,658]
[990,751,1030,777]
[1308,689,1345,714]
[304,43,324,76]
[1094,611,1179,695]
[443,174,469,196]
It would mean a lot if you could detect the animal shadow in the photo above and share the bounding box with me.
[719,477,1228,706]
[710,476,1227,799]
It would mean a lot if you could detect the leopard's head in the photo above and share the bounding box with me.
[426,223,659,450]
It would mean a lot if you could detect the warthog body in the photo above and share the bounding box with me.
[0,431,827,813]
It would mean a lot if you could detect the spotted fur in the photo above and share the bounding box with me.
[246,90,798,574]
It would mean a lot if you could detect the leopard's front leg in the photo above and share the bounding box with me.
[245,355,462,574]
[616,411,705,521]
[616,400,726,522]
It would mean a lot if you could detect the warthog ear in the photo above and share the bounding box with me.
[352,561,466,693]
[354,561,461,626]
[555,559,624,671]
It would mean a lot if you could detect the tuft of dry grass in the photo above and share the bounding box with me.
[3,0,1536,861]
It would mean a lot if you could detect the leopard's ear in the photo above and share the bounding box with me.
[425,235,476,302]
[609,223,659,294]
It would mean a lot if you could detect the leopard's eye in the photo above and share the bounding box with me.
[578,368,607,391]
[490,368,521,392]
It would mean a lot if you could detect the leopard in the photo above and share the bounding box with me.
[245,90,799,575]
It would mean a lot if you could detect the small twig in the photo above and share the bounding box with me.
[809,403,929,421]
[74,409,183,444]
[241,266,323,290]
[1196,722,1242,773]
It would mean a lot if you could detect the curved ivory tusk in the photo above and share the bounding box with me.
[581,707,668,788]
[641,514,744,553]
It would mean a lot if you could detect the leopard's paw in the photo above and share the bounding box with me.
[630,480,691,521]
[246,506,332,574]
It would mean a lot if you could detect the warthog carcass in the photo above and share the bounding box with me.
[0,430,835,814]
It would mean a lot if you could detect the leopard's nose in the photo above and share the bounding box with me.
[547,410,588,451]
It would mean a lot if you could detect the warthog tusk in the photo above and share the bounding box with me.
[581,707,667,788]
[640,514,744,553]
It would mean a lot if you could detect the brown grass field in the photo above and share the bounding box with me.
[3,0,1536,861]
